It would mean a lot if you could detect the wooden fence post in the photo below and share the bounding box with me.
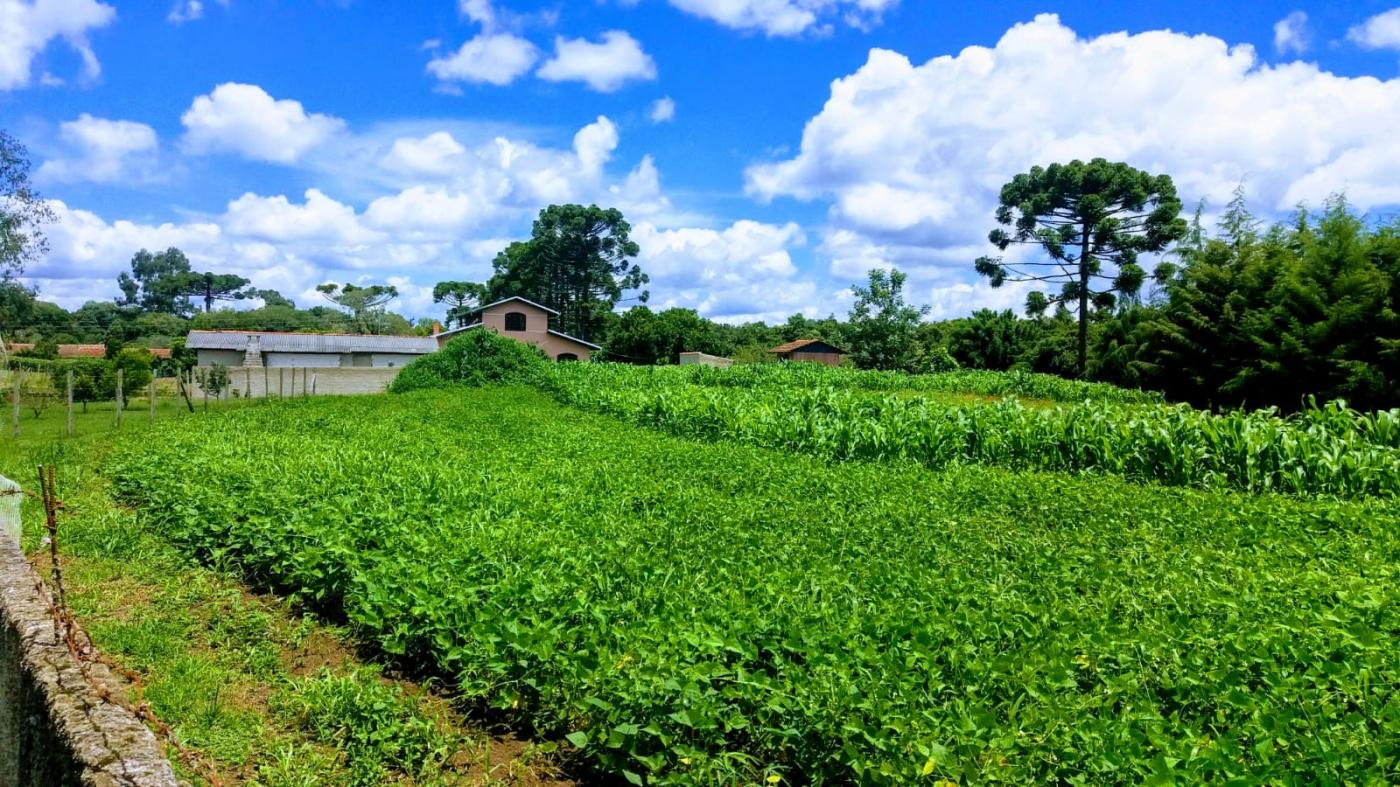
[114,368,123,429]
[245,367,252,402]
[66,369,74,437]
[279,368,285,398]
[149,376,157,422]
[263,366,269,402]
[311,372,317,396]
[10,369,19,440]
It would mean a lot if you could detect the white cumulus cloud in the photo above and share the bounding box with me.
[648,96,676,123]
[427,33,539,86]
[181,82,345,164]
[748,13,1400,290]
[1347,6,1400,50]
[37,114,159,184]
[537,31,657,92]
[0,0,115,90]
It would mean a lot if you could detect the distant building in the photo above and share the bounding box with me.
[4,343,171,359]
[678,352,733,368]
[434,296,599,361]
[769,338,846,367]
[185,331,437,368]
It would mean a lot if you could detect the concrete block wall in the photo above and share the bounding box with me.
[191,367,400,399]
[1,475,179,786]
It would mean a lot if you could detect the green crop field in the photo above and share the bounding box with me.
[540,362,1400,499]
[108,384,1400,784]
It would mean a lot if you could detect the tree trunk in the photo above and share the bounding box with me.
[1078,222,1090,377]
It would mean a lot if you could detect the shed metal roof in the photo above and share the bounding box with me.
[185,331,437,354]
[770,338,845,354]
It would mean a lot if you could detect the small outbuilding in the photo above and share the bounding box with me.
[434,296,599,361]
[769,338,846,367]
[185,331,437,368]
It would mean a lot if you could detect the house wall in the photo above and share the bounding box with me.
[786,351,843,367]
[469,303,593,360]
[370,353,419,368]
[264,352,342,368]
[481,302,553,342]
[196,349,244,367]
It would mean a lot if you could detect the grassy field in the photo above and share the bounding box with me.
[1,399,570,786]
[107,388,1400,784]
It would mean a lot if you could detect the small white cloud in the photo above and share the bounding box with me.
[427,33,539,86]
[181,83,345,164]
[168,0,203,23]
[572,116,619,174]
[458,0,495,27]
[380,131,467,176]
[0,0,116,90]
[1347,6,1400,50]
[537,30,657,92]
[648,96,676,123]
[37,114,160,184]
[666,0,897,37]
[1273,10,1309,55]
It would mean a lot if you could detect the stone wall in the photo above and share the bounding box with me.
[193,366,400,399]
[0,474,179,786]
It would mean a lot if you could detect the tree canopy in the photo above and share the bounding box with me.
[432,280,487,328]
[975,159,1187,375]
[485,204,648,341]
[317,282,400,334]
[1,130,54,281]
[845,268,927,371]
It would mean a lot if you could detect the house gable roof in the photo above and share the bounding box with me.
[547,328,601,350]
[471,296,559,316]
[769,338,845,354]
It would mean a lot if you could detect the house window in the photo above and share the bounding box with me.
[504,312,527,331]
[556,353,579,361]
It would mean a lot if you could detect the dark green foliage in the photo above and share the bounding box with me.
[485,204,648,342]
[601,306,733,364]
[48,358,106,410]
[1130,191,1400,410]
[388,330,547,393]
[112,389,1400,784]
[946,309,1038,371]
[108,348,154,406]
[975,159,1188,374]
[119,248,196,314]
[845,268,927,371]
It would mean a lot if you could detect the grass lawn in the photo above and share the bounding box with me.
[1,397,571,786]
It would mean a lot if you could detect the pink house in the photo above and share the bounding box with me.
[434,296,599,361]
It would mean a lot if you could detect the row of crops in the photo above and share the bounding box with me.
[537,363,1400,499]
[671,362,1168,404]
[111,390,1400,784]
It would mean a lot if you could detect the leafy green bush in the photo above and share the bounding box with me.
[272,668,456,786]
[388,329,547,393]
[112,390,1400,784]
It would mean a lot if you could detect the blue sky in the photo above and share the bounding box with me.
[5,0,1400,323]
